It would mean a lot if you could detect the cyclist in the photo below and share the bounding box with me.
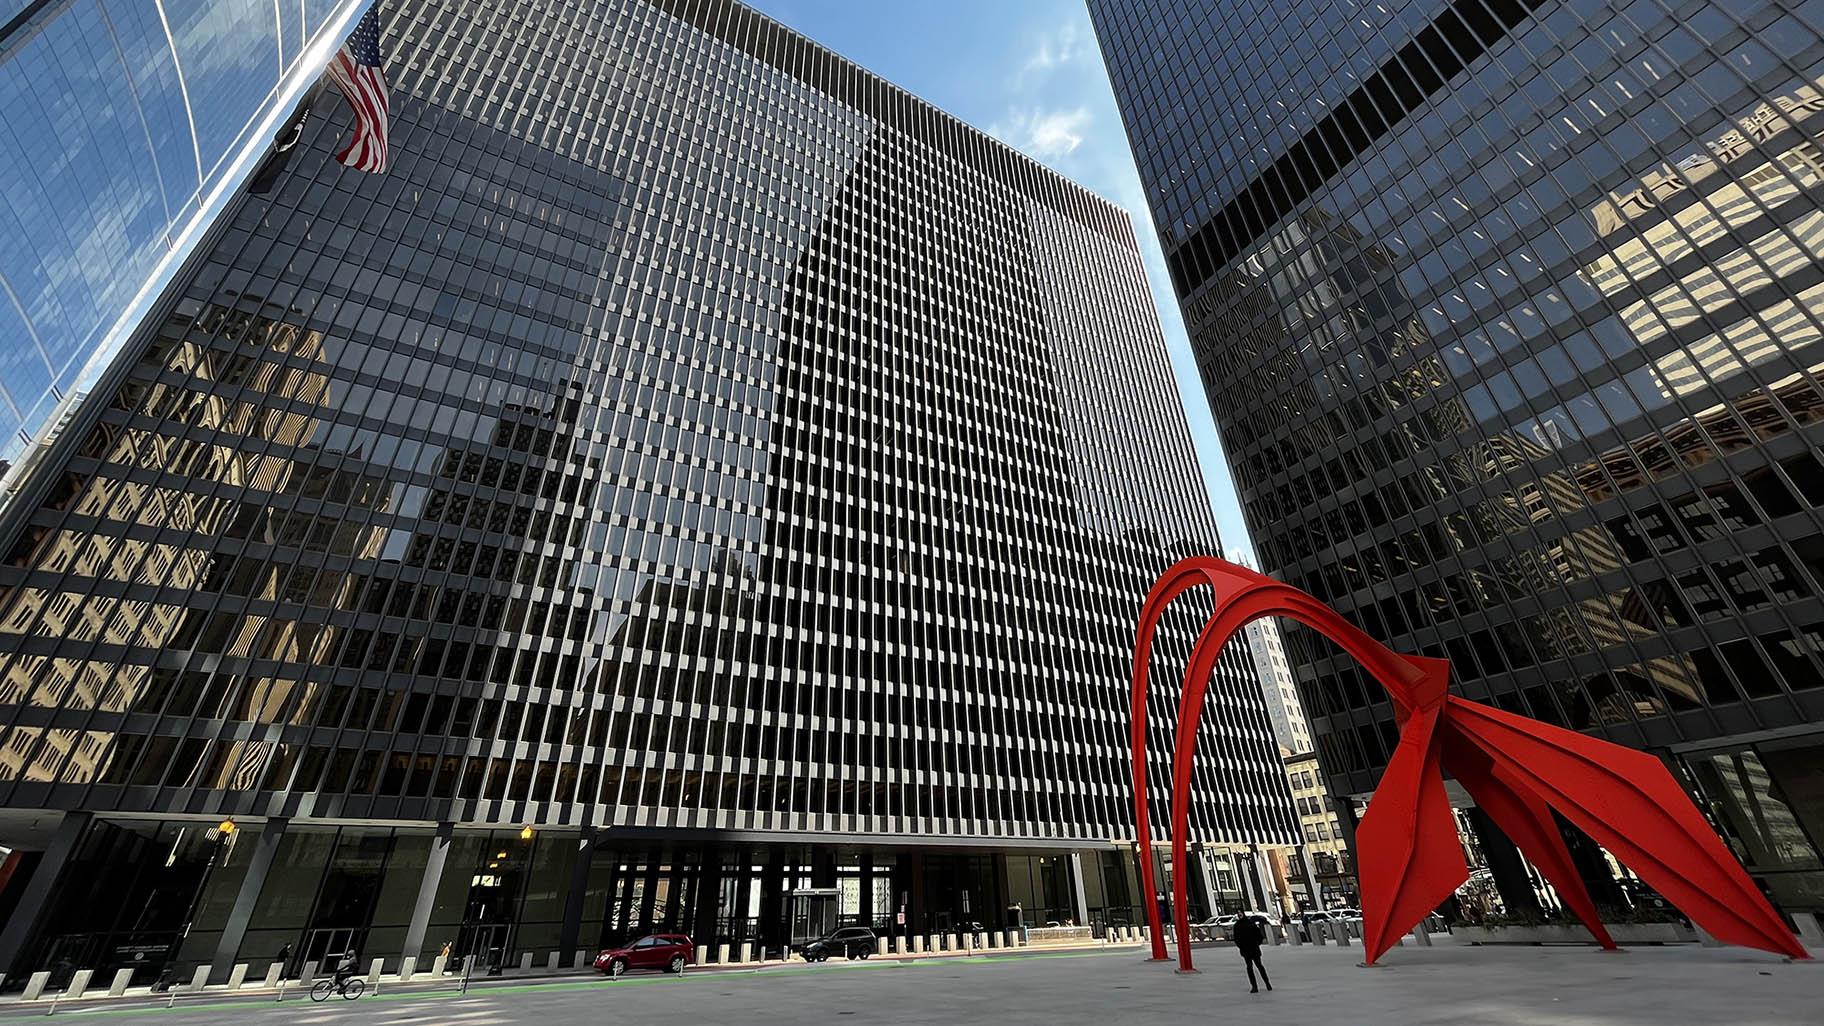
[332,949,359,992]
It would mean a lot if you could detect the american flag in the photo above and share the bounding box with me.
[324,7,389,173]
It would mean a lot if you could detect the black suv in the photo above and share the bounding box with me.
[801,926,876,961]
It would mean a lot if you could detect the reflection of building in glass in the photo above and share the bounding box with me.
[1092,0,1824,929]
[0,0,371,500]
[0,0,1297,986]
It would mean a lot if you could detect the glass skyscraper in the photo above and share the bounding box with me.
[0,0,1295,986]
[0,0,370,505]
[1091,0,1824,924]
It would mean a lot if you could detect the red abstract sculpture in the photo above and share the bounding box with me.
[1130,556,1809,971]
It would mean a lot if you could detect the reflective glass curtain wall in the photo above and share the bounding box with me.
[0,0,1299,851]
[1090,0,1824,912]
[0,0,369,494]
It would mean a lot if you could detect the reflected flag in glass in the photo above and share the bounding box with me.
[325,6,389,173]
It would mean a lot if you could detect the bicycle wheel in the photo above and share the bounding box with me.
[310,980,335,1002]
[342,978,365,1000]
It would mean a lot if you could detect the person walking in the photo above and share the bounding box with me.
[1232,915,1272,993]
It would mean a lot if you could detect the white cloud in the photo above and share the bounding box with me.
[1018,22,1084,84]
[991,106,1092,161]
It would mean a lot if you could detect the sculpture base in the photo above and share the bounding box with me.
[1173,967,1200,975]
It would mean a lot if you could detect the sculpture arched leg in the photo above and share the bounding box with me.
[1355,702,1466,964]
[1130,563,1220,963]
[1447,698,1807,960]
[1445,735,1617,950]
[1165,610,1239,972]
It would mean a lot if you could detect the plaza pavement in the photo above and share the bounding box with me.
[1,936,1815,1025]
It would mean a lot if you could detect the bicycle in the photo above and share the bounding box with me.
[310,975,365,1002]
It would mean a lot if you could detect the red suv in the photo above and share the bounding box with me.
[595,934,694,977]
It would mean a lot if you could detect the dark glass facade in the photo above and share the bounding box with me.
[0,0,1296,984]
[1091,0,1824,921]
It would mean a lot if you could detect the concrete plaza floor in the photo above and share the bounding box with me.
[3,938,1815,1025]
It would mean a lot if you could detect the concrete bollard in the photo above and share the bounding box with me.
[263,963,283,988]
[696,946,708,965]
[1411,923,1433,947]
[716,943,730,964]
[1269,924,1284,946]
[432,954,449,976]
[987,931,1001,949]
[944,933,958,952]
[228,963,250,989]
[1288,923,1303,946]
[299,960,319,987]
[575,949,588,969]
[65,968,93,1000]
[1334,922,1352,948]
[876,937,888,956]
[519,952,534,971]
[962,932,973,953]
[913,935,925,953]
[738,942,753,963]
[894,935,907,955]
[108,967,135,996]
[186,966,210,992]
[23,971,50,1001]
[367,958,384,987]
[1311,923,1327,945]
[399,955,417,982]
[546,951,562,970]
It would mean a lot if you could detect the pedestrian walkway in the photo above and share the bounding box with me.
[0,932,1154,1014]
[0,936,1813,1026]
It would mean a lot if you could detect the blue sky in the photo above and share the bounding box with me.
[744,0,1251,556]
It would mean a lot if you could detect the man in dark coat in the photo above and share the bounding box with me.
[1232,915,1272,993]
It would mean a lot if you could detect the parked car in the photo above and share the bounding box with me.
[595,934,693,977]
[800,926,876,962]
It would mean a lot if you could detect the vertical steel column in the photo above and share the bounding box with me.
[208,817,289,982]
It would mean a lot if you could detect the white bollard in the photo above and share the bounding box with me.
[1288,923,1303,947]
[716,943,730,964]
[108,967,134,996]
[432,954,449,976]
[944,933,958,952]
[894,935,907,955]
[66,968,93,1000]
[367,957,384,986]
[988,931,1001,949]
[738,942,753,963]
[299,960,319,987]
[186,966,210,992]
[1269,924,1284,946]
[1334,922,1352,948]
[696,945,708,965]
[228,963,250,989]
[22,971,50,1001]
[399,955,417,982]
[1797,912,1824,948]
[546,951,562,970]
[876,937,888,956]
[519,952,534,971]
[262,963,283,988]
